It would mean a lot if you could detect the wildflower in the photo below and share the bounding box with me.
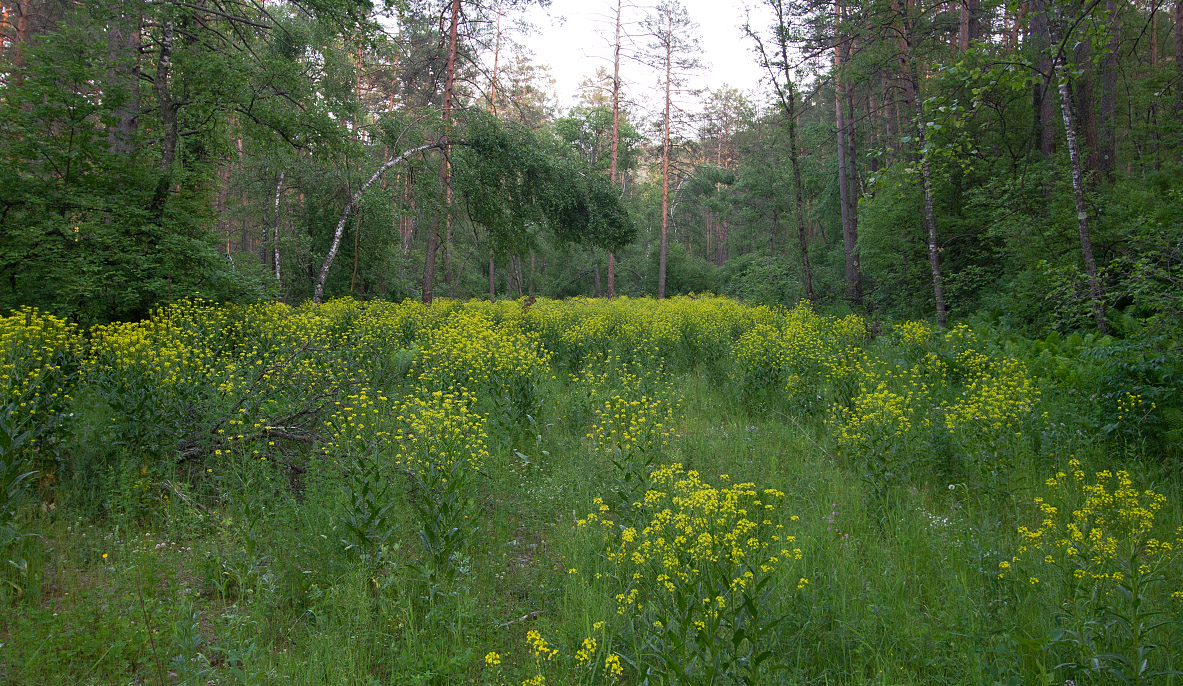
[605,654,624,678]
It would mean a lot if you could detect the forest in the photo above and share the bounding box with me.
[1,0,1183,684]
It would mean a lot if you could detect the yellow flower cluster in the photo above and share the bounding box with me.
[729,304,863,404]
[321,386,392,457]
[891,320,935,346]
[586,392,678,462]
[0,307,80,434]
[391,389,489,473]
[1005,460,1180,588]
[584,463,798,622]
[526,629,557,660]
[604,653,623,678]
[943,356,1039,437]
[1115,391,1154,423]
[415,311,552,396]
[830,359,928,453]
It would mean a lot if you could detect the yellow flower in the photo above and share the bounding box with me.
[605,654,624,678]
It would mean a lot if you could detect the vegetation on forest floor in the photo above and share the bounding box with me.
[1,296,1182,685]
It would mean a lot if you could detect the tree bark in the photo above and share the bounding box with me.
[272,170,284,283]
[489,6,501,115]
[1030,0,1057,156]
[916,91,948,328]
[1176,1,1183,134]
[425,0,461,304]
[658,20,672,300]
[1047,34,1110,332]
[1098,0,1119,182]
[788,86,815,303]
[155,21,179,172]
[316,142,444,303]
[959,0,980,51]
[1074,40,1100,175]
[835,0,862,305]
[106,5,141,155]
[608,0,623,298]
[489,254,496,300]
[901,3,947,327]
[11,0,28,86]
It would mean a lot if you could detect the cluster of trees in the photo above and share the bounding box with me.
[1,0,1181,339]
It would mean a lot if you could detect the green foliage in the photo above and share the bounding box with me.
[456,112,636,256]
[647,243,718,296]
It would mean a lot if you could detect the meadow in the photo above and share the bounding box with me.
[1,296,1181,685]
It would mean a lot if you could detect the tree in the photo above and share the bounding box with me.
[644,0,701,299]
[1044,2,1110,334]
[833,0,863,307]
[746,0,816,303]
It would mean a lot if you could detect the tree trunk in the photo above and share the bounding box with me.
[426,0,460,304]
[1098,0,1119,182]
[959,0,980,51]
[835,0,862,306]
[272,170,284,283]
[786,84,815,303]
[1051,52,1110,334]
[316,142,443,303]
[11,0,28,86]
[1074,40,1100,175]
[489,6,501,115]
[658,23,672,300]
[608,0,624,298]
[155,21,178,173]
[1176,1,1183,137]
[489,253,496,300]
[915,90,948,328]
[1030,0,1057,156]
[1150,1,1160,170]
[901,4,947,327]
[106,5,141,155]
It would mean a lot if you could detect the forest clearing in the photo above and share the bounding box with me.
[1,296,1181,684]
[3,0,1183,683]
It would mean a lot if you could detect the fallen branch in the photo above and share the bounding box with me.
[313,140,448,303]
[500,610,545,629]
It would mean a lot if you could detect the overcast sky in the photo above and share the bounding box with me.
[518,0,776,114]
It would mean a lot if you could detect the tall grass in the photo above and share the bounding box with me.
[0,297,1179,685]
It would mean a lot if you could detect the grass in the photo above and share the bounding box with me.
[0,297,1180,685]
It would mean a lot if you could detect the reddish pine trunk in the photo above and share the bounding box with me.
[607,0,624,298]
[959,0,980,51]
[1177,2,1183,125]
[1074,40,1100,175]
[658,23,672,300]
[12,0,28,86]
[1030,0,1057,156]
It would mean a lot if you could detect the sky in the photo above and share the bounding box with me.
[519,0,776,114]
